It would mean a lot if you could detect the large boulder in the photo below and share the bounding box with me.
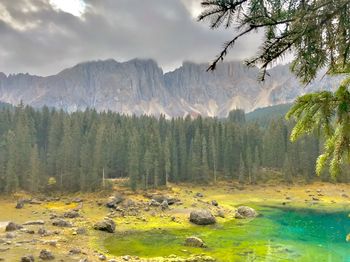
[5,222,23,232]
[93,219,115,233]
[189,210,216,225]
[106,195,124,208]
[185,236,206,247]
[234,206,258,219]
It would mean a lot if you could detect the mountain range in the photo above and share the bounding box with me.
[0,59,341,117]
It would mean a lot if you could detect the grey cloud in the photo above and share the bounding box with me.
[0,0,262,76]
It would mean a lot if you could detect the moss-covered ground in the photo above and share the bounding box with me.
[0,181,350,261]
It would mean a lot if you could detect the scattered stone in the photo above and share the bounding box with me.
[38,227,47,235]
[76,227,87,235]
[69,248,81,255]
[106,196,124,208]
[195,192,203,198]
[342,193,349,198]
[160,200,169,210]
[149,199,160,207]
[99,254,106,260]
[39,249,54,260]
[211,200,218,207]
[122,255,131,261]
[185,236,206,248]
[20,255,34,262]
[16,201,24,209]
[312,197,320,201]
[44,240,57,247]
[22,229,35,234]
[64,210,80,218]
[235,206,258,219]
[5,222,22,232]
[93,219,116,233]
[52,219,72,227]
[72,198,83,203]
[189,210,216,225]
[79,259,89,262]
[5,232,16,239]
[29,199,42,205]
[23,220,45,226]
[216,210,225,218]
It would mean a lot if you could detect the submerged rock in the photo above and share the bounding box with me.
[189,210,216,225]
[185,236,206,247]
[93,219,116,233]
[234,206,258,219]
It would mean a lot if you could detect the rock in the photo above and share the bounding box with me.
[312,197,320,201]
[211,200,218,206]
[93,219,116,233]
[39,249,54,260]
[69,248,81,255]
[195,192,203,198]
[72,198,83,203]
[44,240,57,247]
[79,259,89,262]
[76,227,87,235]
[185,236,206,247]
[5,232,16,239]
[38,227,47,235]
[64,210,80,218]
[20,255,34,262]
[122,255,131,261]
[160,200,169,210]
[149,199,160,207]
[235,206,258,219]
[216,210,225,218]
[342,193,349,198]
[29,199,42,205]
[189,210,216,225]
[99,254,106,261]
[52,219,72,227]
[22,229,35,234]
[106,195,124,208]
[16,201,24,209]
[23,220,45,226]
[5,222,22,232]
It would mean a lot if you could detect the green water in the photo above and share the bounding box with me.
[102,206,350,261]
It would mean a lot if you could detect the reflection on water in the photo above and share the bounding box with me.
[102,206,350,261]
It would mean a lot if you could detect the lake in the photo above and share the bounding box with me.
[102,206,350,261]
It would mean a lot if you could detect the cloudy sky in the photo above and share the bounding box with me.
[0,0,262,76]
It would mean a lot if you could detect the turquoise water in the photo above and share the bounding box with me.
[103,206,350,261]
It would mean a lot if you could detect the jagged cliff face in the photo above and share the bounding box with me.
[0,59,341,117]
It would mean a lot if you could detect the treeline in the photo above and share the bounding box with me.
[0,105,347,193]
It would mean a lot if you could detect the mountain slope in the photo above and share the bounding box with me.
[0,59,341,117]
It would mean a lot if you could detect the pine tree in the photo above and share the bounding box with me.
[5,131,18,193]
[29,144,41,192]
[238,154,245,184]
